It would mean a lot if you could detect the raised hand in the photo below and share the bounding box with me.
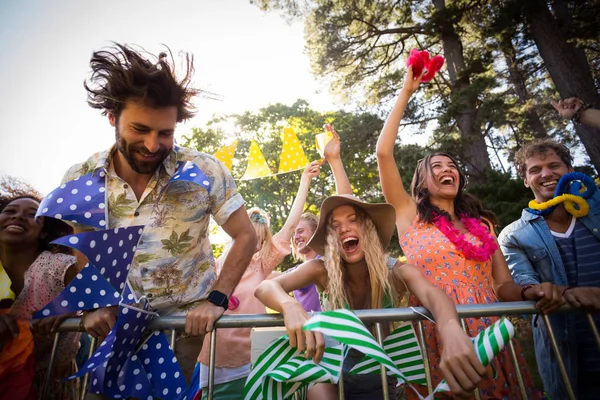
[302,160,322,181]
[551,97,584,120]
[401,65,425,96]
[322,124,341,162]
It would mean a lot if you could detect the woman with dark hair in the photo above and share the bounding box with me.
[0,195,81,400]
[375,67,563,399]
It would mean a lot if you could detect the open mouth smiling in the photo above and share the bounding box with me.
[342,236,359,254]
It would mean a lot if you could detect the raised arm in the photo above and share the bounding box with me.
[393,262,486,398]
[552,97,600,129]
[255,259,328,362]
[376,67,421,236]
[277,161,321,242]
[323,124,352,195]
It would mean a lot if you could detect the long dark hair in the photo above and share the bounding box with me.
[410,152,498,226]
[84,43,200,122]
[0,195,73,254]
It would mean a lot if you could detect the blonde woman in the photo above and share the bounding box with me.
[194,161,321,399]
[255,194,486,399]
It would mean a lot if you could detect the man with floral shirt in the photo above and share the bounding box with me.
[60,43,257,384]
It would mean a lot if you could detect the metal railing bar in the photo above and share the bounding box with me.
[375,322,389,400]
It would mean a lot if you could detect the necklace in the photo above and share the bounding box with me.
[432,213,498,262]
[527,172,596,217]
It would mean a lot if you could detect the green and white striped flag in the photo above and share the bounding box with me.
[302,309,427,399]
[349,322,427,385]
[427,317,515,399]
[243,335,345,400]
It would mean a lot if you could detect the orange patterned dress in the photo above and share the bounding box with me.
[400,218,540,400]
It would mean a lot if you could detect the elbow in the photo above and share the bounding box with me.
[375,142,394,161]
[254,280,270,302]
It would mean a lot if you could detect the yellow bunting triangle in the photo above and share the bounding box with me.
[240,141,273,180]
[315,130,334,159]
[278,128,310,173]
[0,261,15,301]
[214,140,238,171]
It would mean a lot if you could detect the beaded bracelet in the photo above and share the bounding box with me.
[521,284,534,301]
[572,103,592,124]
[562,286,576,297]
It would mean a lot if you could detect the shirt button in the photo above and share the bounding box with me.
[124,184,129,189]
[533,256,537,259]
[134,211,140,217]
[139,240,144,245]
[594,228,598,233]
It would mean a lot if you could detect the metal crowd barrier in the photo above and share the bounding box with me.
[45,302,600,400]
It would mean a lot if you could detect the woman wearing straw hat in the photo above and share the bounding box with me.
[255,194,486,399]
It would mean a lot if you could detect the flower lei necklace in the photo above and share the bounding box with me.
[432,213,498,262]
[527,172,596,217]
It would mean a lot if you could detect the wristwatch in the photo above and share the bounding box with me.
[207,290,229,311]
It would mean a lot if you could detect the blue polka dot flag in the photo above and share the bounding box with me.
[137,331,188,398]
[32,225,144,318]
[36,171,108,229]
[66,303,187,399]
[50,225,144,293]
[171,161,212,192]
[33,264,120,318]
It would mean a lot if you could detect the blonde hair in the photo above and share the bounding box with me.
[323,206,397,310]
[219,207,273,266]
[290,212,319,261]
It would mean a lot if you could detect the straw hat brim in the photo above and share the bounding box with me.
[307,194,396,257]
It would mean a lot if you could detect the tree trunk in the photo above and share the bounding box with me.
[499,33,547,140]
[524,0,600,173]
[433,0,491,183]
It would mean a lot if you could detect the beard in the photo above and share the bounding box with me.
[115,129,171,175]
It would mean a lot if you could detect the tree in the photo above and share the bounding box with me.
[252,0,506,183]
[183,100,418,267]
[521,0,600,173]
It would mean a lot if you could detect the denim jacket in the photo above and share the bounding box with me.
[498,190,600,400]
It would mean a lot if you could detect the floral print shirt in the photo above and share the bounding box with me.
[61,145,244,315]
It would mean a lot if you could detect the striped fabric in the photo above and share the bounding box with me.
[350,322,427,385]
[429,317,515,397]
[243,335,345,400]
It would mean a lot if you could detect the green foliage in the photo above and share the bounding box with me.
[465,169,531,231]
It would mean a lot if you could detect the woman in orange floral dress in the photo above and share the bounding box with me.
[375,66,564,399]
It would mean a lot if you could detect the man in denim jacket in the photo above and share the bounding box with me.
[499,138,600,400]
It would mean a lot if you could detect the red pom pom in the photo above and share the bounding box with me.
[406,49,425,77]
[406,49,445,82]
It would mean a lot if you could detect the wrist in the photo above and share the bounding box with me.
[561,286,576,297]
[437,318,461,338]
[521,284,535,301]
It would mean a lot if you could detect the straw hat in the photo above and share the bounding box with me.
[307,194,396,256]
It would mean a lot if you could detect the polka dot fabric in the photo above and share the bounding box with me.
[50,225,144,293]
[170,161,212,192]
[36,171,107,229]
[137,331,187,399]
[32,264,120,319]
[88,354,153,400]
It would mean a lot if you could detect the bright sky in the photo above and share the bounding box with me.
[0,0,338,195]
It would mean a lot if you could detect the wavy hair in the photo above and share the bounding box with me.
[290,212,319,261]
[410,152,498,226]
[84,42,200,122]
[0,195,73,254]
[323,206,397,310]
[218,207,273,267]
[514,138,573,178]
